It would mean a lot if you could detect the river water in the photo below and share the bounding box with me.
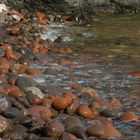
[36,13,140,139]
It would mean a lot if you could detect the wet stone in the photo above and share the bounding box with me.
[87,123,104,137]
[0,48,5,57]
[25,86,44,99]
[3,107,24,118]
[100,108,122,118]
[17,48,36,60]
[0,93,11,113]
[15,76,37,91]
[66,125,87,139]
[80,92,94,104]
[4,124,27,140]
[44,119,65,137]
[64,116,82,127]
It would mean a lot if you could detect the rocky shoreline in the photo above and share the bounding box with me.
[0,1,140,140]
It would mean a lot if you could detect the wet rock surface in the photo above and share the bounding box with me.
[0,0,139,140]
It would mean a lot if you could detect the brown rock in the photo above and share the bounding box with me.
[64,116,82,127]
[103,126,122,138]
[87,123,104,137]
[95,116,113,127]
[27,106,53,121]
[0,115,12,135]
[25,67,42,76]
[45,119,64,137]
[81,87,100,98]
[78,104,93,120]
[53,97,69,110]
[67,99,80,114]
[121,111,139,122]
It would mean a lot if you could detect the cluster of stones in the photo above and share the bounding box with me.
[0,5,139,140]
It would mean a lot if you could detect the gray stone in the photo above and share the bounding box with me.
[25,86,44,99]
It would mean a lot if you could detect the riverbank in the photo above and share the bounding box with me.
[0,1,140,140]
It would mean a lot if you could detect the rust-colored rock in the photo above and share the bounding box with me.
[103,126,122,138]
[64,92,75,104]
[129,71,140,78]
[0,57,10,70]
[53,97,69,110]
[121,111,139,122]
[17,64,28,74]
[36,12,46,20]
[95,116,113,127]
[26,106,53,121]
[25,67,42,76]
[87,123,104,137]
[78,104,93,120]
[42,97,53,107]
[8,89,25,98]
[29,96,42,105]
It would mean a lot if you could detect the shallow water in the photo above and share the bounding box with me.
[37,13,140,139]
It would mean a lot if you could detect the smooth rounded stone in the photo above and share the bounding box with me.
[103,126,122,138]
[17,48,36,60]
[67,99,80,114]
[95,116,113,127]
[44,119,65,137]
[3,107,24,118]
[64,116,82,127]
[53,97,69,110]
[87,123,104,137]
[80,92,94,104]
[25,86,44,99]
[100,109,122,118]
[0,93,11,113]
[25,68,42,76]
[15,76,37,91]
[26,106,53,123]
[66,125,87,139]
[0,115,12,135]
[0,48,5,57]
[4,124,27,140]
[78,104,93,120]
[121,111,139,122]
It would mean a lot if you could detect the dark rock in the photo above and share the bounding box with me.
[17,48,36,60]
[44,119,65,137]
[3,107,24,118]
[15,76,37,91]
[0,48,5,58]
[66,125,87,139]
[4,124,27,140]
[100,109,122,118]
[64,116,82,127]
[0,93,11,113]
